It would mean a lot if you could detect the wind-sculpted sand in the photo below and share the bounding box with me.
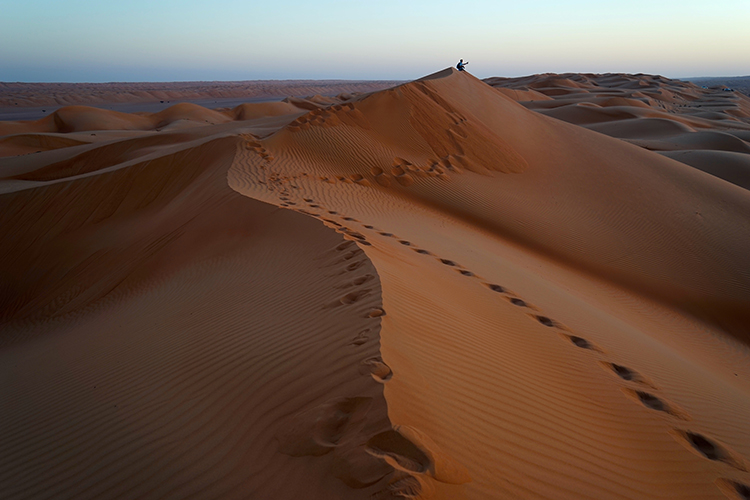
[2,69,750,499]
[486,72,750,191]
[0,80,404,108]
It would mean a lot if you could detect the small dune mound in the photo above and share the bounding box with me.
[50,105,153,133]
[0,133,89,158]
[586,117,696,139]
[152,102,232,128]
[538,104,641,126]
[231,101,304,120]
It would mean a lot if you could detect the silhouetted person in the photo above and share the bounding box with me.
[457,59,469,71]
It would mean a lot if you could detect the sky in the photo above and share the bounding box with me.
[1,0,749,82]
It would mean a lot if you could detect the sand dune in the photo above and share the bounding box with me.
[1,69,750,499]
[486,72,750,191]
[0,80,404,108]
[0,99,309,137]
[659,149,750,190]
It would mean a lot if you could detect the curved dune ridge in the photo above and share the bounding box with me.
[1,68,750,499]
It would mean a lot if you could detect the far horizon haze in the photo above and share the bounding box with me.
[1,0,749,83]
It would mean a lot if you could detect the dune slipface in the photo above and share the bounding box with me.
[2,69,750,500]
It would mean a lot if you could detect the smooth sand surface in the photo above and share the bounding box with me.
[2,69,750,499]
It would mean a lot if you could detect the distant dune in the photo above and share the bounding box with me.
[687,76,750,98]
[1,69,749,500]
[486,72,750,191]
[0,80,404,108]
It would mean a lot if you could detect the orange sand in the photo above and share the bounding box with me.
[1,69,750,500]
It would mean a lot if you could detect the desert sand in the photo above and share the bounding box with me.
[0,80,405,108]
[1,68,750,500]
[0,80,404,122]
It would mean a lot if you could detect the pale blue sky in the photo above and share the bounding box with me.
[1,0,748,82]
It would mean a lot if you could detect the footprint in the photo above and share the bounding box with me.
[340,289,372,305]
[336,241,356,251]
[413,249,432,255]
[329,210,338,215]
[303,198,314,202]
[277,397,373,457]
[350,329,370,346]
[486,284,506,293]
[509,298,527,307]
[360,357,393,382]
[364,225,374,229]
[313,399,371,445]
[395,173,415,186]
[353,274,374,286]
[716,478,750,500]
[347,260,367,271]
[350,174,371,186]
[440,259,456,266]
[534,315,557,328]
[398,240,412,246]
[374,174,391,187]
[342,251,359,261]
[670,430,748,471]
[366,426,472,486]
[366,429,431,473]
[377,476,426,499]
[458,270,474,277]
[367,308,386,318]
[562,334,602,351]
[621,388,690,419]
[343,230,367,242]
[379,232,394,237]
[343,217,359,222]
[599,362,655,387]
[331,446,394,489]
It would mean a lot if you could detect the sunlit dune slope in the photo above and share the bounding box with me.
[227,68,750,499]
[234,68,750,340]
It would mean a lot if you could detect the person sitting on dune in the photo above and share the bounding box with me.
[457,59,469,71]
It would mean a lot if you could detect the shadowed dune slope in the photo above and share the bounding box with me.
[0,133,417,499]
[659,149,750,190]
